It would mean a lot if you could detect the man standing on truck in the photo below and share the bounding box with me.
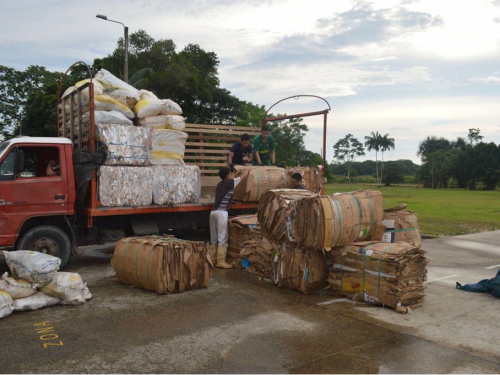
[228,134,253,166]
[210,166,249,268]
[252,126,276,166]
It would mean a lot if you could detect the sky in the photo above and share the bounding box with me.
[1,0,500,164]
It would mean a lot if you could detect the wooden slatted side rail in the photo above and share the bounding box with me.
[183,123,260,188]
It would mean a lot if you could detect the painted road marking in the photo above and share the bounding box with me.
[33,321,64,349]
[426,274,460,284]
[317,298,351,306]
[484,264,500,270]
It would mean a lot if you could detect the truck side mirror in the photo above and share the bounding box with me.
[16,149,24,175]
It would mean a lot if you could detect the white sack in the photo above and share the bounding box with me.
[149,129,187,166]
[139,115,168,129]
[94,110,133,126]
[95,69,140,98]
[153,166,201,205]
[4,251,60,287]
[41,272,91,305]
[0,291,13,319]
[94,94,134,119]
[108,88,139,108]
[0,272,36,299]
[135,98,165,118]
[165,115,186,131]
[75,79,104,97]
[12,291,61,311]
[160,99,182,115]
[139,89,159,101]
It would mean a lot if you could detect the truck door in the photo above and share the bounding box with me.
[0,144,70,246]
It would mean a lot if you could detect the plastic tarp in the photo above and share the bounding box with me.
[73,143,108,202]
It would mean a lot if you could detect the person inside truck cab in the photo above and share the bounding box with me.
[228,133,253,166]
[252,125,276,166]
[46,159,60,176]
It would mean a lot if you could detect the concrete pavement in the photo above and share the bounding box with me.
[0,232,499,373]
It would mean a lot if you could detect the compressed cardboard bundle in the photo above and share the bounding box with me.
[327,241,429,313]
[96,123,151,166]
[293,190,385,250]
[272,244,328,294]
[383,204,422,248]
[233,165,286,202]
[152,166,201,205]
[284,166,325,193]
[240,233,277,277]
[148,129,188,166]
[112,236,213,294]
[99,166,153,206]
[257,189,318,244]
[227,215,259,268]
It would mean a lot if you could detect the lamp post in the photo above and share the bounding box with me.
[96,14,128,83]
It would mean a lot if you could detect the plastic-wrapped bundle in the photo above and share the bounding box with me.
[40,272,92,305]
[284,166,325,193]
[95,69,140,103]
[96,124,151,166]
[152,166,201,205]
[233,166,287,202]
[99,166,153,207]
[382,204,421,248]
[148,129,187,166]
[293,190,385,250]
[272,244,328,294]
[257,189,318,244]
[160,99,182,115]
[0,272,36,299]
[227,215,259,268]
[112,236,213,294]
[327,241,429,313]
[165,115,186,131]
[240,233,277,278]
[139,115,168,129]
[94,94,134,119]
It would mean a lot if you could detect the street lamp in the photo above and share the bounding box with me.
[96,14,129,83]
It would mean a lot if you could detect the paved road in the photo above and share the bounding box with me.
[0,232,499,373]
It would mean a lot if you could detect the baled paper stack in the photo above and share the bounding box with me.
[152,166,201,205]
[240,233,278,277]
[227,215,259,268]
[284,166,325,193]
[112,236,213,294]
[327,241,429,313]
[99,166,153,206]
[233,165,286,202]
[382,204,422,248]
[293,190,385,250]
[257,189,318,244]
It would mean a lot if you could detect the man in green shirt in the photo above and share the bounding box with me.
[252,126,276,166]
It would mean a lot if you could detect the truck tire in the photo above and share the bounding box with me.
[16,225,72,269]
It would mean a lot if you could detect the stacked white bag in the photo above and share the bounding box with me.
[0,251,92,318]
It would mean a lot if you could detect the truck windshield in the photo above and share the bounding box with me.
[0,141,9,158]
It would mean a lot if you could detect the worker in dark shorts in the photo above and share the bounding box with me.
[228,133,253,165]
[252,126,276,166]
[291,173,307,190]
[210,166,249,268]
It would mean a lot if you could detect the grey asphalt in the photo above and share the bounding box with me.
[0,232,499,374]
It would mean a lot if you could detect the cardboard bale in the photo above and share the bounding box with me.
[112,236,213,294]
[293,190,385,250]
[327,241,429,313]
[257,189,318,244]
[152,166,201,205]
[99,166,153,206]
[227,215,259,268]
[148,129,187,166]
[382,204,421,248]
[284,166,325,193]
[233,165,286,202]
[96,123,150,166]
[272,244,328,294]
[240,233,277,278]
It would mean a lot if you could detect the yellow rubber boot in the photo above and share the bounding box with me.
[210,244,217,262]
[216,246,232,268]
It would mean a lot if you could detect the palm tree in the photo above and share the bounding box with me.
[379,133,395,184]
[364,131,382,184]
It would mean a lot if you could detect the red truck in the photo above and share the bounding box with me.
[0,63,259,267]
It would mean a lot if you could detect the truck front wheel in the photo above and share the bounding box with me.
[16,225,72,269]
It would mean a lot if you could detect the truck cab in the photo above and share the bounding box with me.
[0,137,76,265]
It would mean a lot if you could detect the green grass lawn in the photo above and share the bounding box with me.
[324,183,500,237]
